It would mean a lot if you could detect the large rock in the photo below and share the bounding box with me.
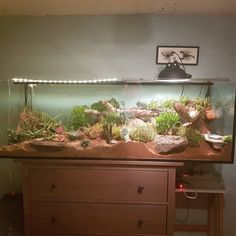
[155,135,188,154]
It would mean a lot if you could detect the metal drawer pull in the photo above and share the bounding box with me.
[137,184,144,193]
[49,183,57,191]
[50,216,57,225]
[138,219,144,227]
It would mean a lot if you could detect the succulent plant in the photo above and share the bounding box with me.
[136,101,148,109]
[108,98,120,109]
[91,101,108,112]
[101,112,122,143]
[80,139,90,148]
[70,106,90,130]
[84,123,103,140]
[112,125,122,140]
[177,127,202,147]
[129,125,156,143]
[147,100,159,111]
[161,99,175,109]
[155,112,180,135]
[179,96,190,106]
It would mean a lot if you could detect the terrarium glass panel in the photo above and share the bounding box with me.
[0,79,235,163]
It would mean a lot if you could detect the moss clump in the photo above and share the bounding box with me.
[70,106,90,130]
[129,125,156,143]
[177,127,202,147]
[155,112,180,135]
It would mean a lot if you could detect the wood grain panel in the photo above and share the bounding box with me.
[31,202,167,235]
[29,168,168,203]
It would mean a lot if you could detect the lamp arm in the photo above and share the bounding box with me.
[171,51,186,71]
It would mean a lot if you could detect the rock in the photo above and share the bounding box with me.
[155,135,188,154]
[128,118,146,129]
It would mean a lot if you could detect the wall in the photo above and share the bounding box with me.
[0,15,235,235]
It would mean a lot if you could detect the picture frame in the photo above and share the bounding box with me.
[156,46,200,65]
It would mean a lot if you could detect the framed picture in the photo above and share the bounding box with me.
[156,46,199,65]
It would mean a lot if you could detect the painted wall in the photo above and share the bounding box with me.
[0,15,235,235]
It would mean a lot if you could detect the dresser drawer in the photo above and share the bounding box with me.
[31,202,167,235]
[29,168,168,203]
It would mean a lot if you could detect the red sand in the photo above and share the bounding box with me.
[0,140,232,162]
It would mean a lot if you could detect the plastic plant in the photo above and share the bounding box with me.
[70,106,90,130]
[129,125,156,143]
[155,112,180,135]
[177,127,202,147]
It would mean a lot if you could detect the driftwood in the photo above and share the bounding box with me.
[174,102,210,134]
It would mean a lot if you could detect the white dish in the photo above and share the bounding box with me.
[208,134,222,140]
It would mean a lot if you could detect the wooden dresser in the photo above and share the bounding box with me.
[21,159,182,236]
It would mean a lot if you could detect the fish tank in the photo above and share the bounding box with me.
[0,78,235,163]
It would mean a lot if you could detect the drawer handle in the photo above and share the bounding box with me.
[50,216,57,225]
[49,183,57,191]
[137,184,144,193]
[138,219,144,227]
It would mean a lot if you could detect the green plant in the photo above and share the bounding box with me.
[84,123,103,140]
[91,101,108,112]
[112,125,122,140]
[179,96,190,106]
[161,99,175,109]
[70,106,90,130]
[136,101,148,109]
[194,97,211,111]
[101,112,122,143]
[177,127,202,147]
[108,98,120,109]
[155,112,180,135]
[80,139,90,148]
[147,100,159,110]
[101,112,121,126]
[8,107,61,143]
[129,125,156,143]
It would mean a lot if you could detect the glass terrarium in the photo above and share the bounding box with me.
[0,78,235,163]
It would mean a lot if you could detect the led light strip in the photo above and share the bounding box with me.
[12,78,119,84]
